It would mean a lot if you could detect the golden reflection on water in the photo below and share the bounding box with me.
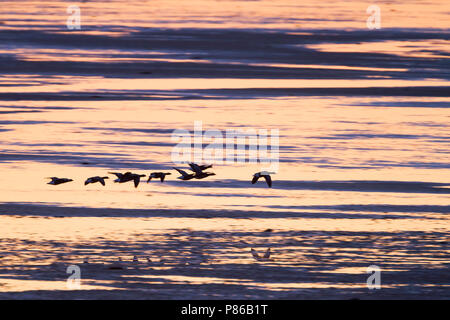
[2,76,449,93]
[0,216,448,242]
[0,162,449,210]
[0,215,447,295]
[306,40,450,59]
[0,0,449,297]
[122,274,377,290]
[0,278,121,292]
[0,83,449,211]
[0,0,448,30]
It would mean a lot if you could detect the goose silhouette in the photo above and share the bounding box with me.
[147,172,171,183]
[47,177,73,185]
[173,167,196,180]
[251,248,271,261]
[109,172,146,188]
[189,163,215,179]
[85,176,109,186]
[251,171,274,188]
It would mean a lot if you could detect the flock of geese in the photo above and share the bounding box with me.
[47,163,274,188]
[47,163,273,268]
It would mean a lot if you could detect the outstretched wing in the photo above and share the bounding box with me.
[99,178,106,186]
[251,248,260,260]
[133,176,140,188]
[188,163,203,174]
[161,173,171,182]
[199,164,212,171]
[263,248,271,259]
[108,172,123,179]
[263,175,272,188]
[174,167,189,177]
[251,175,259,184]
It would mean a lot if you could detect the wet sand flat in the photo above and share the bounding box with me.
[0,0,449,299]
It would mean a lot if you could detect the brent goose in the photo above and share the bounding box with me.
[189,163,215,179]
[251,248,271,261]
[47,177,73,185]
[147,172,171,183]
[84,176,109,186]
[173,167,196,180]
[251,171,274,188]
[109,172,146,188]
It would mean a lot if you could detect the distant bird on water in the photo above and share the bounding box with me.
[147,172,171,183]
[85,176,109,186]
[251,248,271,261]
[47,177,73,185]
[107,257,124,270]
[109,172,146,188]
[251,171,274,188]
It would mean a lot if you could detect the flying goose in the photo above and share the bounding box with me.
[85,176,109,186]
[47,177,73,185]
[147,172,171,183]
[251,171,274,188]
[189,163,212,172]
[251,248,271,261]
[188,163,215,179]
[173,167,196,180]
[109,172,146,188]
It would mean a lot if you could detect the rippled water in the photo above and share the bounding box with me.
[0,0,448,298]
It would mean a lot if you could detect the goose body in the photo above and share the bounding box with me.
[194,171,216,179]
[47,177,73,185]
[147,172,171,182]
[109,172,146,187]
[85,176,109,186]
